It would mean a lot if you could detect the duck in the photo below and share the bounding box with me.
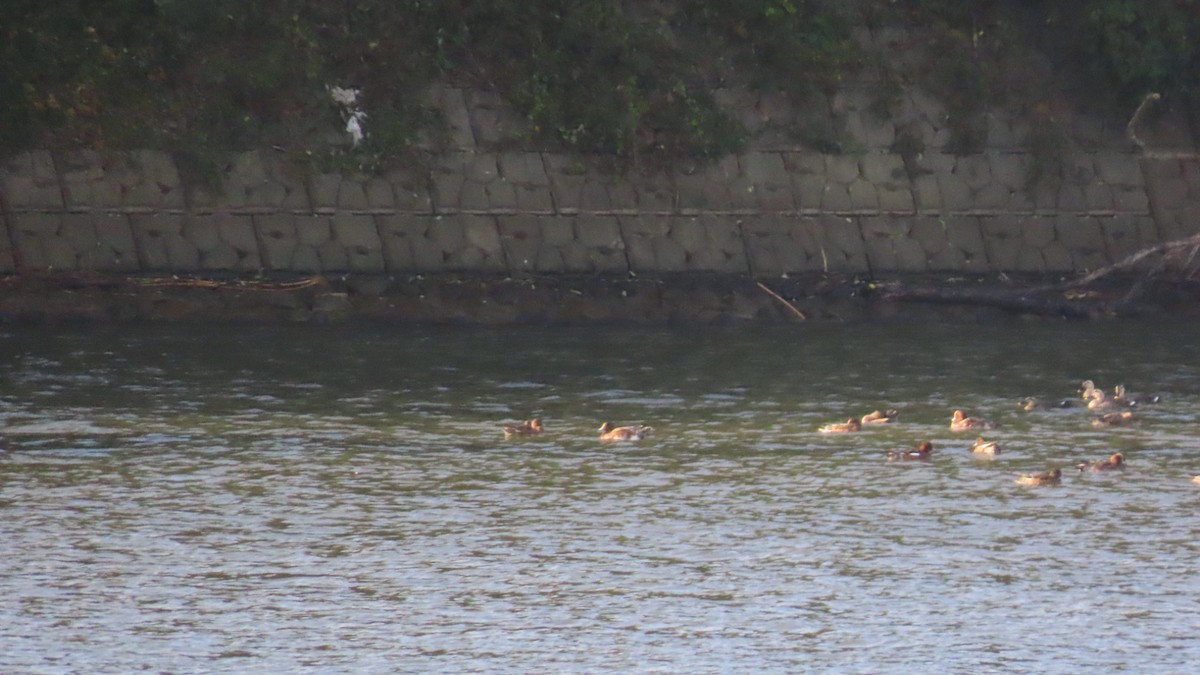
[598,422,652,441]
[1080,379,1099,401]
[860,409,899,425]
[502,418,544,438]
[1019,396,1072,411]
[971,437,1001,456]
[1092,411,1135,428]
[818,418,862,434]
[1084,387,1118,410]
[887,441,933,461]
[950,410,996,431]
[1192,476,1200,485]
[1016,468,1063,486]
[1078,453,1125,472]
[1112,384,1161,407]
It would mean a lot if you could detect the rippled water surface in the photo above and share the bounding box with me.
[2,321,1200,673]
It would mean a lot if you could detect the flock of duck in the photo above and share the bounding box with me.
[501,380,1198,487]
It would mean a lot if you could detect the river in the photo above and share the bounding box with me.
[1,321,1199,673]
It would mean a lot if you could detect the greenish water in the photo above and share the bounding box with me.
[2,322,1199,673]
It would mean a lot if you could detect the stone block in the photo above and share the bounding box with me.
[384,166,433,212]
[423,85,476,149]
[308,173,343,210]
[859,216,905,271]
[206,214,261,271]
[465,90,528,148]
[913,174,941,213]
[376,213,430,271]
[942,216,988,271]
[1094,153,1144,186]
[820,183,853,211]
[1,150,62,209]
[452,215,504,270]
[743,216,812,274]
[1013,245,1046,272]
[676,169,725,212]
[124,150,186,209]
[495,214,540,271]
[1112,185,1149,213]
[980,216,1026,269]
[1041,241,1075,271]
[128,213,199,271]
[814,215,868,272]
[826,156,861,184]
[1056,183,1089,212]
[364,177,396,208]
[988,152,1028,193]
[740,152,795,211]
[255,213,299,271]
[849,179,880,210]
[937,173,972,210]
[794,174,826,210]
[88,212,139,271]
[331,213,384,272]
[619,215,669,270]
[1099,217,1143,261]
[336,177,371,210]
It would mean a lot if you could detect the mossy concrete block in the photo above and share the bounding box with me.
[88,212,139,271]
[619,215,669,270]
[794,174,826,210]
[1060,214,1104,267]
[331,213,384,273]
[937,172,972,210]
[744,216,815,274]
[913,174,941,213]
[2,151,62,209]
[364,177,396,209]
[465,90,528,148]
[10,212,76,271]
[1041,241,1076,271]
[945,216,990,272]
[423,85,476,149]
[954,155,992,190]
[495,214,540,271]
[859,216,904,271]
[826,156,861,185]
[1013,245,1046,272]
[1099,217,1143,261]
[988,152,1027,192]
[125,150,185,209]
[211,214,262,271]
[1112,185,1149,213]
[820,183,853,211]
[848,179,880,210]
[814,215,868,272]
[1083,184,1115,211]
[972,183,1010,210]
[335,177,371,211]
[376,214,430,271]
[980,216,1026,269]
[0,214,13,273]
[315,240,350,272]
[740,152,795,211]
[308,173,343,210]
[56,150,120,209]
[255,213,299,270]
[1094,153,1144,186]
[445,214,504,270]
[1056,183,1089,212]
[429,152,471,211]
[128,213,198,271]
[384,166,433,212]
[675,169,722,212]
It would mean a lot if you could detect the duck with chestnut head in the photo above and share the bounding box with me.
[887,441,933,462]
[598,422,652,441]
[950,410,996,432]
[1016,468,1063,486]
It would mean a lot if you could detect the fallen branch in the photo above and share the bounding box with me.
[756,281,807,320]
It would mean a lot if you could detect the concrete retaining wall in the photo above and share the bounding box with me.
[2,86,1197,279]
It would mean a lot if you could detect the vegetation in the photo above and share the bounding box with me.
[2,0,1198,168]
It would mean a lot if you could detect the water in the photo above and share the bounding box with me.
[2,321,1199,673]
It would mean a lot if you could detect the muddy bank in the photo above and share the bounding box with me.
[1,272,1198,324]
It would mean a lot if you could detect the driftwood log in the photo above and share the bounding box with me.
[880,233,1200,318]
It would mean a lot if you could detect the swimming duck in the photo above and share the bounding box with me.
[1080,379,1099,401]
[818,418,862,434]
[1078,452,1124,472]
[1084,387,1118,410]
[502,418,544,438]
[1092,411,1135,428]
[1016,468,1063,486]
[1112,384,1161,407]
[861,409,899,425]
[887,441,933,461]
[1019,397,1072,411]
[598,422,652,441]
[950,410,996,431]
[971,437,1001,456]
[1192,476,1200,485]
